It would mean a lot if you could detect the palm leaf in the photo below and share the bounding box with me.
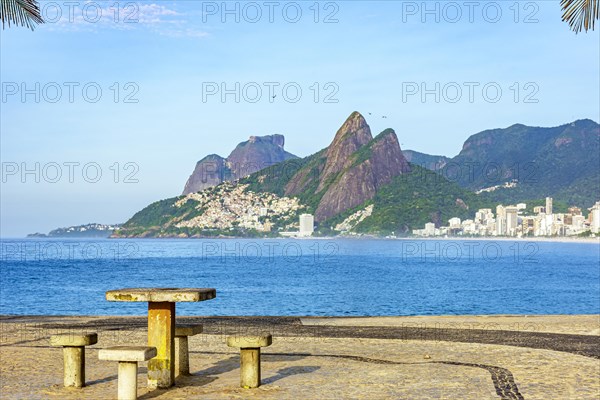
[1,0,44,30]
[561,0,599,33]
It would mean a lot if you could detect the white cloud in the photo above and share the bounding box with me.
[40,2,207,37]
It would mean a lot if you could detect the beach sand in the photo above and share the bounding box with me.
[1,315,598,399]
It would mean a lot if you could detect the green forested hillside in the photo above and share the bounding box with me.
[444,119,599,207]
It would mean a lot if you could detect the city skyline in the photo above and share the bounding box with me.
[413,197,600,238]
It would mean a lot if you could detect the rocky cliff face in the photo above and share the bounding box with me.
[285,112,410,221]
[183,134,297,194]
[182,154,230,195]
[315,127,410,220]
[226,134,295,178]
[317,111,373,192]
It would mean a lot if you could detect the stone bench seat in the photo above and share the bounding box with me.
[175,324,203,376]
[227,335,272,349]
[176,324,203,337]
[99,346,157,400]
[50,333,98,388]
[227,335,272,388]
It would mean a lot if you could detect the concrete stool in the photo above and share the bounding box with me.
[226,335,272,388]
[175,324,203,376]
[99,346,157,400]
[50,333,98,388]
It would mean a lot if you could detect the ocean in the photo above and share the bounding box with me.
[1,238,598,316]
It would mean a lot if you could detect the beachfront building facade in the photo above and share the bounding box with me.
[298,214,315,237]
[413,198,600,237]
[591,202,600,234]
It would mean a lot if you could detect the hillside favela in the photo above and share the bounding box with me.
[1,2,599,400]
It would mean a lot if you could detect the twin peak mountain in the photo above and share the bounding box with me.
[182,111,411,221]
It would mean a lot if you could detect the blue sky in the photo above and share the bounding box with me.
[1,1,599,237]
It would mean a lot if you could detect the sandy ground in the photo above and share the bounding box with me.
[301,315,600,336]
[1,315,598,399]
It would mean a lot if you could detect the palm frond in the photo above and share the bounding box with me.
[1,0,44,30]
[561,0,600,33]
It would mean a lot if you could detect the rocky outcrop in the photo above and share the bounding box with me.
[315,127,410,221]
[183,135,297,194]
[317,111,373,192]
[370,129,411,187]
[284,112,411,221]
[182,154,230,195]
[315,160,378,221]
[226,134,295,178]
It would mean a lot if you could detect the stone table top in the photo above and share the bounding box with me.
[105,288,216,303]
[98,346,157,362]
[50,333,98,347]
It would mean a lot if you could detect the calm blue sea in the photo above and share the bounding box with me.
[0,238,598,316]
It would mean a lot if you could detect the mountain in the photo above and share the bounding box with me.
[182,154,231,195]
[444,119,600,208]
[116,112,428,237]
[282,112,411,221]
[241,112,493,234]
[116,182,306,238]
[241,112,487,235]
[115,113,598,238]
[326,165,489,235]
[182,134,297,194]
[402,150,450,171]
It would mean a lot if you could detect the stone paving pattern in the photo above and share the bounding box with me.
[0,315,598,399]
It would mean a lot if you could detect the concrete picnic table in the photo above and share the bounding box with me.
[105,287,216,388]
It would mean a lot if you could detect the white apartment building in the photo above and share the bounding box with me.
[424,222,435,236]
[591,202,600,233]
[546,197,553,215]
[299,214,315,237]
[506,207,518,236]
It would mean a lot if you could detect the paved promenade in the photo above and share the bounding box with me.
[1,315,598,399]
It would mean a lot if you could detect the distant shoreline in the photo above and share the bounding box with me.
[389,236,600,244]
[10,235,600,244]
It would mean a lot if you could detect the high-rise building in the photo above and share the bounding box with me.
[475,208,493,225]
[546,197,553,215]
[496,205,506,235]
[573,215,586,229]
[564,214,573,225]
[590,202,600,234]
[543,213,554,236]
[299,214,314,237]
[522,217,535,236]
[448,217,461,228]
[568,206,582,216]
[533,206,545,214]
[506,207,518,236]
[424,222,435,236]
